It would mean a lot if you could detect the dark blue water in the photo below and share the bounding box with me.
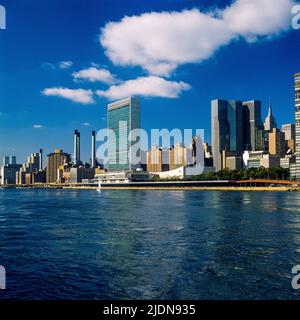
[0,189,300,300]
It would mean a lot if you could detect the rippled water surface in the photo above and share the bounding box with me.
[0,189,300,299]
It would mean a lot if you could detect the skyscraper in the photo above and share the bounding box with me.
[227,100,243,154]
[211,99,243,171]
[3,156,10,166]
[3,156,16,166]
[46,149,71,183]
[295,73,300,153]
[73,130,81,165]
[264,104,277,132]
[290,73,300,179]
[282,123,295,152]
[1,156,21,185]
[107,97,141,171]
[268,128,286,157]
[242,100,264,151]
[16,152,45,186]
[147,146,169,172]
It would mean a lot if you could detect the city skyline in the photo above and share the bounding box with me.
[0,0,299,163]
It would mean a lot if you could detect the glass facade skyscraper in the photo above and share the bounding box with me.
[227,100,243,154]
[212,99,265,172]
[212,99,244,171]
[107,97,141,172]
[242,100,264,151]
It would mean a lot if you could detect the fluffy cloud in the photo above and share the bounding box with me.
[96,76,191,100]
[100,0,294,76]
[42,87,94,104]
[82,122,91,126]
[223,0,294,40]
[33,124,43,129]
[59,61,73,69]
[72,67,118,84]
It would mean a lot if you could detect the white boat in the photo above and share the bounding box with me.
[96,179,102,192]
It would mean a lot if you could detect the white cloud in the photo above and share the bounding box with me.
[223,0,293,40]
[100,0,294,76]
[59,60,73,69]
[72,67,118,84]
[33,124,43,129]
[96,76,191,100]
[42,87,94,104]
[82,122,91,126]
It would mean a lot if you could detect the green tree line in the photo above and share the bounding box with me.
[152,167,290,181]
[186,167,290,181]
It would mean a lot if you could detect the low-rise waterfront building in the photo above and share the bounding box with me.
[61,166,95,183]
[95,170,150,183]
[243,150,280,169]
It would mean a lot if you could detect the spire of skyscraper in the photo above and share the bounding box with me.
[264,98,277,132]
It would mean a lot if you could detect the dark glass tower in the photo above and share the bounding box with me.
[242,100,264,151]
[211,99,243,171]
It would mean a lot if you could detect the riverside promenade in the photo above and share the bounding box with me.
[14,179,300,191]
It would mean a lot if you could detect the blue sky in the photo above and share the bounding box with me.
[0,0,299,163]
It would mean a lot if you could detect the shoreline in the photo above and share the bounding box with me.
[10,185,300,192]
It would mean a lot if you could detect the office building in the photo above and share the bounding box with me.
[211,99,243,171]
[203,143,213,167]
[227,100,243,154]
[264,104,277,132]
[282,123,295,141]
[290,73,300,179]
[295,73,300,154]
[147,146,169,172]
[268,128,286,157]
[3,156,10,166]
[107,97,141,171]
[0,156,22,185]
[222,150,242,170]
[282,124,295,152]
[3,156,16,166]
[263,104,278,153]
[46,149,71,183]
[280,154,296,169]
[242,100,264,151]
[243,151,280,169]
[211,100,230,172]
[16,152,43,185]
[169,143,187,171]
[61,166,95,183]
